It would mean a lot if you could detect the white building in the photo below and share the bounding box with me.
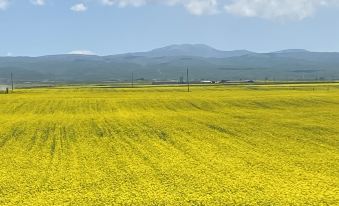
[0,85,9,93]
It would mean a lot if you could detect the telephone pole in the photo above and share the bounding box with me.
[11,72,14,91]
[187,68,190,92]
[132,72,134,88]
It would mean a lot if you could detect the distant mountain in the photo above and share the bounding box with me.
[0,44,339,83]
[136,44,253,58]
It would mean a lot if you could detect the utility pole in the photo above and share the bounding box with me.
[187,67,190,92]
[11,72,14,91]
[132,72,134,88]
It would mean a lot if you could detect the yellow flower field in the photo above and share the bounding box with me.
[0,84,338,205]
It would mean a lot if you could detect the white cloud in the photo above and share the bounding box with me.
[70,3,88,12]
[0,0,9,10]
[224,0,339,20]
[99,0,339,19]
[184,0,218,15]
[101,0,146,7]
[1,0,338,20]
[31,0,45,6]
[100,0,218,15]
[68,50,95,55]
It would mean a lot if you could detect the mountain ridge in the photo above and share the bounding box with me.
[2,44,323,58]
[0,44,339,82]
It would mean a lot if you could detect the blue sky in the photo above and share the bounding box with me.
[1,0,339,56]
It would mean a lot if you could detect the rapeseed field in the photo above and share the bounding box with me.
[0,85,338,205]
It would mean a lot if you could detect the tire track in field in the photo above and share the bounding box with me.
[0,122,27,148]
[131,119,233,192]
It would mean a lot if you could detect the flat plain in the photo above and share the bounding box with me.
[0,84,338,205]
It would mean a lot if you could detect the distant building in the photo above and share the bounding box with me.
[0,86,9,94]
[242,80,255,83]
[200,80,216,84]
[219,80,255,84]
[152,81,180,85]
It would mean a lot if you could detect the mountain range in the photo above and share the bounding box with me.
[1,44,339,83]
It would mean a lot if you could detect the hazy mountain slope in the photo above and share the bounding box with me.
[137,44,253,58]
[0,44,339,82]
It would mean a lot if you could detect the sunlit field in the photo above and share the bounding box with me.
[0,84,338,205]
